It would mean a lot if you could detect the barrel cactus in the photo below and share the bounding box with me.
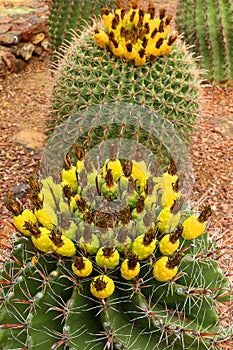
[176,0,233,84]
[48,0,116,57]
[1,121,232,349]
[49,1,200,145]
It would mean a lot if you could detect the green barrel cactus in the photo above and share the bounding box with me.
[1,127,232,349]
[176,0,233,84]
[48,2,201,144]
[48,0,116,57]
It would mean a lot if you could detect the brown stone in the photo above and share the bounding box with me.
[0,24,12,34]
[33,45,43,56]
[13,129,46,151]
[41,38,49,51]
[0,31,22,45]
[29,17,48,35]
[0,57,6,78]
[0,16,13,25]
[1,51,16,72]
[0,32,16,45]
[0,45,13,53]
[21,28,32,41]
[32,32,45,44]
[0,44,18,55]
[17,42,34,61]
[14,58,27,73]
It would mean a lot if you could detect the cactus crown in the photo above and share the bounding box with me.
[94,3,177,65]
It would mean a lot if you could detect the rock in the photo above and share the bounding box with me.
[0,45,13,53]
[29,17,48,36]
[0,31,22,45]
[32,32,45,44]
[0,32,16,45]
[0,45,18,55]
[0,57,6,78]
[14,58,27,73]
[0,24,12,34]
[13,184,30,200]
[33,45,43,56]
[17,42,34,61]
[1,51,16,72]
[41,38,50,51]
[213,116,233,139]
[0,16,13,25]
[13,129,46,151]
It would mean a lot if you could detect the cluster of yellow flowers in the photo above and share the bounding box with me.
[94,4,177,65]
[6,151,211,300]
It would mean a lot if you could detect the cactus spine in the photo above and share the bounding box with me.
[49,2,200,145]
[48,0,116,57]
[176,0,233,84]
[1,138,232,349]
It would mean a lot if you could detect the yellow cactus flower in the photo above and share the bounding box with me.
[72,256,93,277]
[153,254,183,282]
[94,4,177,66]
[159,226,183,255]
[157,206,180,234]
[61,154,78,191]
[5,197,37,236]
[160,172,178,191]
[31,229,53,253]
[132,227,156,260]
[13,210,37,236]
[95,247,120,269]
[23,221,52,253]
[132,161,148,190]
[103,159,122,182]
[62,167,78,191]
[50,228,76,257]
[182,206,212,240]
[120,255,140,280]
[90,275,115,299]
[102,8,114,32]
[76,159,85,173]
[34,203,58,229]
[94,28,109,48]
[160,187,180,208]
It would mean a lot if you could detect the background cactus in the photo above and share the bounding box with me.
[48,0,116,57]
[176,0,233,84]
[1,127,232,349]
[48,2,201,146]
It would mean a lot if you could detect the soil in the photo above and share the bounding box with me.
[0,0,232,336]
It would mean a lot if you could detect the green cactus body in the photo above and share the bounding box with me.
[48,0,116,57]
[49,13,200,144]
[176,0,233,83]
[1,146,232,349]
